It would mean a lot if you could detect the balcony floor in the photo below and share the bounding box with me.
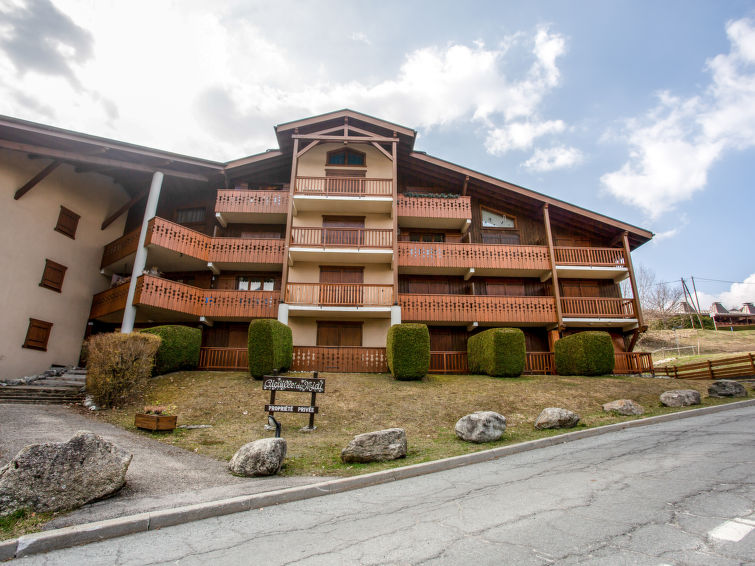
[293,195,393,214]
[289,247,393,264]
[287,305,392,318]
[556,265,629,281]
[562,317,639,331]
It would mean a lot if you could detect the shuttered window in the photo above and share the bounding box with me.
[39,259,67,292]
[55,206,80,239]
[23,319,53,351]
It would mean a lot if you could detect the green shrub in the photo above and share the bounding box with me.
[140,325,201,375]
[85,332,161,408]
[467,328,526,377]
[248,319,293,379]
[386,323,430,380]
[554,331,615,376]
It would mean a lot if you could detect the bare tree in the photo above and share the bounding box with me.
[623,264,683,323]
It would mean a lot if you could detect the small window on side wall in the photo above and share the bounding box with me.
[481,207,515,229]
[23,319,53,351]
[175,207,206,225]
[326,148,366,167]
[55,206,80,239]
[40,259,67,293]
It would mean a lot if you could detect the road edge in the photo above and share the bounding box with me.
[4,397,754,561]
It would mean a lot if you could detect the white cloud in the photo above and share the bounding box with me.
[486,120,565,154]
[602,18,755,218]
[523,145,583,172]
[718,273,755,309]
[350,32,370,45]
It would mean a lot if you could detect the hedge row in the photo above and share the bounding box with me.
[248,319,293,379]
[554,331,615,376]
[467,328,525,377]
[387,323,429,380]
[141,325,201,375]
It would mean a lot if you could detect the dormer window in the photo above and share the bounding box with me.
[326,148,366,167]
[481,207,515,228]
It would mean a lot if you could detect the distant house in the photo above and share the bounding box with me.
[710,302,755,329]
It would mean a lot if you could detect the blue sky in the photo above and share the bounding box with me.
[1,0,754,308]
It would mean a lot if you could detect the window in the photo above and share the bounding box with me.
[175,207,206,224]
[237,276,275,291]
[55,206,80,239]
[39,259,67,293]
[481,207,515,228]
[23,319,53,351]
[326,148,366,166]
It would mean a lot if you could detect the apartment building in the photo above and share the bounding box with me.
[1,110,653,379]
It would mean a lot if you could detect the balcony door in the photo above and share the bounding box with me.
[319,266,364,305]
[322,216,364,246]
[316,321,363,346]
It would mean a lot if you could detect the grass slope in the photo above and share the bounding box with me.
[638,328,755,364]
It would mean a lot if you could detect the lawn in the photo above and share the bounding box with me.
[638,328,755,364]
[89,371,750,477]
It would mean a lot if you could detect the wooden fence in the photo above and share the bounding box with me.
[396,195,472,219]
[291,227,392,248]
[214,190,288,215]
[656,353,755,380]
[286,283,393,306]
[400,294,557,324]
[294,176,392,196]
[199,347,248,370]
[561,297,636,318]
[397,242,550,271]
[553,247,626,266]
[291,346,388,372]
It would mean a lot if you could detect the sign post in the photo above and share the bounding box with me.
[263,371,324,430]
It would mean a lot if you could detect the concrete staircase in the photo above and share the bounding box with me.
[0,368,86,404]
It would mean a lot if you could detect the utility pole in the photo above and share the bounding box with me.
[691,276,705,328]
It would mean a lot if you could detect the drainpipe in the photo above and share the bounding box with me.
[121,171,164,333]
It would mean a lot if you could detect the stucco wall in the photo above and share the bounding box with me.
[288,263,392,284]
[289,318,390,347]
[292,211,392,229]
[0,150,129,378]
[296,143,392,178]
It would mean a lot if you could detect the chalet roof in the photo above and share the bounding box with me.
[710,302,730,314]
[743,303,755,314]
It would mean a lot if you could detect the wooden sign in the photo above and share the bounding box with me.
[263,372,323,429]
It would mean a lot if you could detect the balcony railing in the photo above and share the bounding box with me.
[525,352,556,375]
[198,347,248,370]
[89,282,131,319]
[291,227,393,248]
[290,346,389,372]
[397,195,472,219]
[429,351,469,374]
[101,217,285,268]
[398,242,550,271]
[554,247,626,267]
[400,294,558,324]
[285,283,393,307]
[561,297,636,318]
[214,190,288,215]
[294,176,392,196]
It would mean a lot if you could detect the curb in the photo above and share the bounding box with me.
[3,398,754,561]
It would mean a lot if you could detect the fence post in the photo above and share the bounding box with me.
[707,360,714,379]
[673,366,678,379]
[749,353,755,374]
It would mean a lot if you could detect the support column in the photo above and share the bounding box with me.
[390,305,401,326]
[277,304,289,325]
[279,137,299,302]
[391,137,399,302]
[543,204,563,331]
[622,231,645,330]
[121,171,163,333]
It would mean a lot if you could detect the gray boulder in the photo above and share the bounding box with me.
[341,428,407,463]
[229,438,287,477]
[602,399,644,416]
[535,407,580,430]
[0,430,131,516]
[660,389,701,407]
[708,380,747,398]
[455,411,507,443]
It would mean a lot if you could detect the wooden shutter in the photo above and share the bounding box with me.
[39,259,67,292]
[55,206,80,239]
[23,319,53,351]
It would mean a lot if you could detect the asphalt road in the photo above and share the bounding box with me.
[15,405,755,565]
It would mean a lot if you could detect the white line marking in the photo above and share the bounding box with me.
[709,519,755,542]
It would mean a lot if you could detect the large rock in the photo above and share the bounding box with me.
[534,407,580,430]
[708,380,747,398]
[660,389,701,407]
[341,428,407,463]
[229,438,287,477]
[454,411,507,443]
[0,430,131,516]
[602,399,644,416]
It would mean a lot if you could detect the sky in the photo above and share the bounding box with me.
[1,0,754,309]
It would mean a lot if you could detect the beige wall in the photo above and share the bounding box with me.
[297,143,392,178]
[0,150,129,378]
[289,318,390,347]
[292,211,392,229]
[288,263,392,284]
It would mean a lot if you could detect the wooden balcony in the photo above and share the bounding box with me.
[400,294,558,325]
[397,195,472,230]
[398,242,550,276]
[89,282,131,320]
[293,176,393,213]
[285,283,393,307]
[101,228,141,268]
[561,297,636,319]
[554,246,628,280]
[214,190,288,225]
[290,227,393,263]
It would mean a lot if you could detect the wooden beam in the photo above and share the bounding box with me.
[13,160,60,199]
[296,140,320,159]
[101,189,148,230]
[0,140,209,182]
[622,231,645,329]
[371,141,393,161]
[543,204,564,330]
[291,134,398,143]
[280,137,299,302]
[392,141,399,301]
[462,175,469,196]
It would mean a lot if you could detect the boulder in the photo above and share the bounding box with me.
[708,380,747,398]
[0,430,131,516]
[534,407,580,430]
[660,389,701,407]
[341,428,407,463]
[602,399,644,416]
[229,438,287,477]
[454,411,507,443]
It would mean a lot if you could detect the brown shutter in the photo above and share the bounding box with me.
[39,259,67,292]
[55,206,80,239]
[23,319,53,351]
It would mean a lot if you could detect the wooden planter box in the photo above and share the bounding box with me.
[134,413,177,431]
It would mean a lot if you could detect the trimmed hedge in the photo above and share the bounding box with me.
[467,328,526,377]
[386,323,430,380]
[86,332,161,408]
[248,319,293,379]
[554,331,615,376]
[141,325,201,375]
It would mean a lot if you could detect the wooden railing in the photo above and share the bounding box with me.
[89,282,131,318]
[285,283,393,306]
[294,176,392,196]
[101,217,285,267]
[561,297,636,318]
[198,347,248,370]
[614,352,655,375]
[657,353,755,380]
[291,227,393,248]
[291,346,388,372]
[397,195,472,219]
[400,294,558,324]
[398,242,550,271]
[554,246,626,267]
[429,351,469,374]
[214,190,288,215]
[525,352,556,375]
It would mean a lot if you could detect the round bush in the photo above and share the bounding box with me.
[141,325,201,375]
[467,328,526,377]
[554,331,615,376]
[248,319,293,379]
[387,323,430,380]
